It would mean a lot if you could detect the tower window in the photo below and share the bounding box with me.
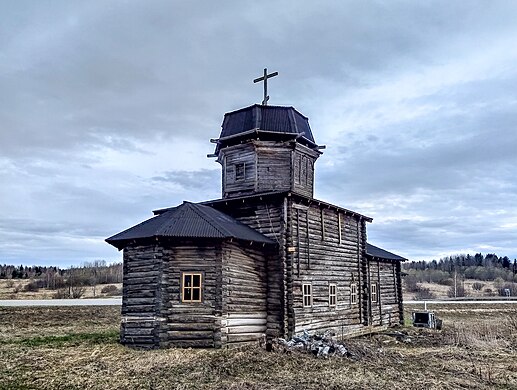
[301,156,308,186]
[235,163,245,181]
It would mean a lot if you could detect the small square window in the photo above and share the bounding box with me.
[182,272,202,303]
[235,163,245,181]
[329,284,337,306]
[350,283,358,305]
[302,283,312,307]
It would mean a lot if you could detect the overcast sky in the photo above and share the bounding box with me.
[1,1,516,267]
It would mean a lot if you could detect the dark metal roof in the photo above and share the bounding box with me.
[366,243,407,261]
[106,201,275,249]
[214,105,316,153]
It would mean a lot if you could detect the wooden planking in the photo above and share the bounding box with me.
[120,244,163,348]
[219,140,320,199]
[368,259,401,326]
[159,245,221,348]
[255,141,293,193]
[120,192,404,348]
[221,143,257,197]
[209,195,285,341]
[291,144,319,198]
[289,200,365,335]
[221,242,268,346]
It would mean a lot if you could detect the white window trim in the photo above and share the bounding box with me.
[350,283,358,305]
[302,283,313,308]
[371,283,378,303]
[329,283,337,306]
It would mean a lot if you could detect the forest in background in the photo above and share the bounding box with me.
[3,252,517,300]
[0,261,123,298]
[403,253,517,299]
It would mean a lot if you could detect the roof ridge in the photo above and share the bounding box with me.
[154,204,185,235]
[183,202,233,238]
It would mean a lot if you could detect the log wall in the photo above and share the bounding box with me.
[121,239,278,349]
[291,145,319,198]
[368,259,402,326]
[221,243,268,346]
[220,143,256,198]
[255,141,293,193]
[218,141,319,199]
[289,199,366,336]
[159,244,221,348]
[120,244,163,349]
[120,200,403,349]
[208,196,286,340]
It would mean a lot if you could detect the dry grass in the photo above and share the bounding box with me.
[0,304,516,389]
[0,280,122,300]
[403,279,501,300]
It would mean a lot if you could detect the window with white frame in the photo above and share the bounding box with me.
[350,283,358,304]
[371,283,378,303]
[302,283,312,307]
[182,273,202,303]
[329,284,337,306]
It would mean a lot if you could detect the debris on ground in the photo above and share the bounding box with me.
[381,330,412,344]
[273,330,350,358]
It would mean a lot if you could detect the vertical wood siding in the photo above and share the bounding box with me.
[368,259,401,326]
[290,201,365,336]
[291,146,318,198]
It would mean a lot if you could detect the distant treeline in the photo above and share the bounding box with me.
[403,253,517,298]
[404,253,516,273]
[0,261,123,289]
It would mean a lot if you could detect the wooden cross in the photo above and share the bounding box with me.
[253,68,278,105]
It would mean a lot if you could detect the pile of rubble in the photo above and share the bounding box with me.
[273,330,349,358]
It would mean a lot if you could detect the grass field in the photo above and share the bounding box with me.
[0,280,122,300]
[0,304,516,389]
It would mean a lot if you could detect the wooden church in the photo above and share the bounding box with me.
[106,80,407,349]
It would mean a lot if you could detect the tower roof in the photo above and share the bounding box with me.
[106,201,275,250]
[214,104,317,153]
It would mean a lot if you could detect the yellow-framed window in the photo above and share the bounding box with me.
[329,283,337,306]
[182,273,202,303]
[302,283,312,307]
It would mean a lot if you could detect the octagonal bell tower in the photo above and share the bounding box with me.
[209,104,324,199]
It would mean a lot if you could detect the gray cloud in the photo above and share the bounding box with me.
[151,169,220,198]
[1,1,517,265]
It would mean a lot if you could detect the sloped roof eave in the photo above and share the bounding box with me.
[366,243,407,262]
[106,202,275,250]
